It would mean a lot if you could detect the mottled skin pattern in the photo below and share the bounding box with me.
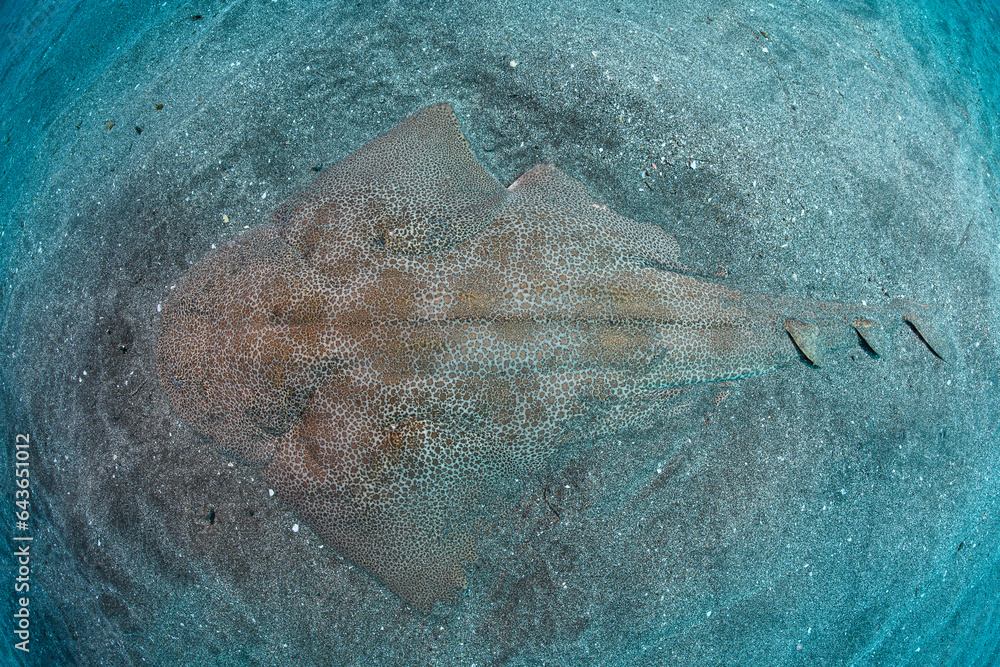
[156,104,944,608]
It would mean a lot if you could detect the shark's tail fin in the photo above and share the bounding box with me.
[781,298,951,367]
[892,298,954,362]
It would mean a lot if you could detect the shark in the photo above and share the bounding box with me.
[156,103,948,608]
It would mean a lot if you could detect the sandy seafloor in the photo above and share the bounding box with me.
[1,0,998,664]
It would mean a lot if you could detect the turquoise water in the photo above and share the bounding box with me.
[1,0,998,664]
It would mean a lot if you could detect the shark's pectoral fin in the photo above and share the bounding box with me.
[317,103,508,255]
[266,407,512,609]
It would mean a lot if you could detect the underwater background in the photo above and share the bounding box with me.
[1,0,998,664]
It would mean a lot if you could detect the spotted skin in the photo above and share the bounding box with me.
[156,103,944,608]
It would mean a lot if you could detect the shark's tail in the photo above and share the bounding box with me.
[781,297,952,368]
